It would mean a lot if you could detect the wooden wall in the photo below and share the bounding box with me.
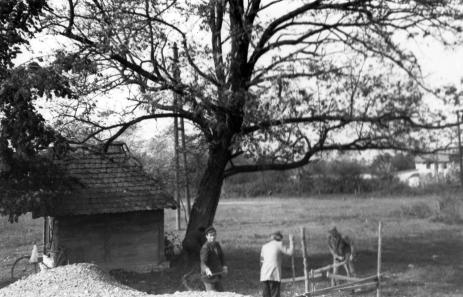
[51,210,166,272]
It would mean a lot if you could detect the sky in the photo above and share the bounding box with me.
[410,38,463,88]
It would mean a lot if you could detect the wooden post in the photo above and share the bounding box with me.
[377,221,382,297]
[291,252,296,287]
[309,269,315,293]
[301,227,309,293]
[331,254,336,286]
[43,217,47,254]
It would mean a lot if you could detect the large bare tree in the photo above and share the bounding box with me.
[37,0,462,259]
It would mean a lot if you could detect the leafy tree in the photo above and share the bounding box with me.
[370,152,416,177]
[0,0,47,73]
[128,126,208,193]
[370,153,395,178]
[38,1,463,258]
[0,1,73,222]
[391,153,416,172]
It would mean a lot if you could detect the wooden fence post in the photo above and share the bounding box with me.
[291,252,296,287]
[377,221,382,297]
[301,227,309,293]
[331,254,336,286]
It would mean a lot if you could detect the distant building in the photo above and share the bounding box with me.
[414,153,456,177]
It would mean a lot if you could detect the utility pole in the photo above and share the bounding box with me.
[173,43,181,230]
[180,117,192,217]
[457,109,463,187]
[172,43,192,228]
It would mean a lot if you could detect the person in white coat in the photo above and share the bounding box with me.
[260,231,294,297]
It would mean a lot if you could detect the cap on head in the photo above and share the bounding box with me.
[204,226,216,235]
[271,231,283,241]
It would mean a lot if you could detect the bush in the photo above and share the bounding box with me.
[396,202,434,219]
[164,231,182,260]
[434,190,463,224]
[223,170,295,197]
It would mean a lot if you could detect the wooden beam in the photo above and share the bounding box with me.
[300,277,379,297]
[339,281,378,293]
[326,273,378,283]
[281,273,323,284]
[311,260,346,274]
[325,272,362,282]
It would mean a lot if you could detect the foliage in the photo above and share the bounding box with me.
[370,153,415,178]
[223,170,292,198]
[129,127,208,194]
[0,155,73,222]
[396,201,435,219]
[0,63,75,222]
[0,0,48,73]
[164,231,183,260]
[0,1,75,222]
[223,157,421,197]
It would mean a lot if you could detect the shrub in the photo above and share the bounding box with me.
[164,231,182,260]
[397,202,434,219]
[434,190,463,224]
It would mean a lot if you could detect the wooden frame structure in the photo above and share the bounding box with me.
[282,222,383,297]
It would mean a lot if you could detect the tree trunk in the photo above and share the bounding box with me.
[182,141,229,264]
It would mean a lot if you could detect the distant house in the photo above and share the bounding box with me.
[33,143,177,273]
[414,153,456,178]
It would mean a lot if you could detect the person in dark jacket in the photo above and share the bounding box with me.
[200,226,228,291]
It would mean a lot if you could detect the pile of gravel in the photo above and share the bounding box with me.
[0,263,250,297]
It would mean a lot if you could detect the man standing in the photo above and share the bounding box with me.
[260,231,294,297]
[200,226,228,291]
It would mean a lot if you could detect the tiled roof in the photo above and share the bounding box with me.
[415,153,452,163]
[37,146,176,217]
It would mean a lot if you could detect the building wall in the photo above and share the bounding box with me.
[416,162,453,177]
[52,210,166,272]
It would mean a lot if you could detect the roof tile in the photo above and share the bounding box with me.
[40,148,176,217]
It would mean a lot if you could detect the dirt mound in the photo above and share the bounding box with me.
[0,263,249,297]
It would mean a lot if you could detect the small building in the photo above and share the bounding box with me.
[33,143,176,273]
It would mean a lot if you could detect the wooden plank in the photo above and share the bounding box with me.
[339,281,378,292]
[302,279,378,297]
[281,273,323,284]
[297,274,379,296]
[312,260,346,274]
[342,282,378,293]
[326,272,362,282]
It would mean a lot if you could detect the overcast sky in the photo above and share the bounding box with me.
[17,18,463,145]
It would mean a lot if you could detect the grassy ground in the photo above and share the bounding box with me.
[1,194,462,296]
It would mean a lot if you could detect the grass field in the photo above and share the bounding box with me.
[1,193,462,297]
